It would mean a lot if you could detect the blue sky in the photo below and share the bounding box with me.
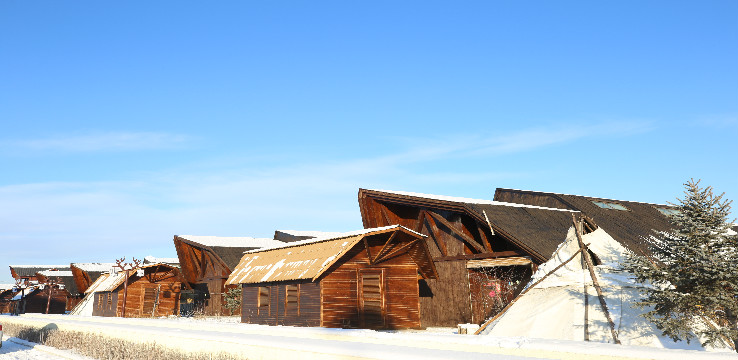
[1,1,736,284]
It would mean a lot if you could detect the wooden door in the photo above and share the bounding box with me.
[359,269,385,329]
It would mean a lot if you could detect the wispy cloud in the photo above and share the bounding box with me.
[3,131,192,153]
[0,121,656,282]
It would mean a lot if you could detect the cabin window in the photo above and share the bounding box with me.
[359,270,384,328]
[285,284,299,315]
[592,201,628,211]
[656,207,681,217]
[258,287,270,314]
[97,294,104,310]
[107,293,112,306]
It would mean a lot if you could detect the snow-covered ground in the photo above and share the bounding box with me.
[0,335,91,360]
[1,314,736,360]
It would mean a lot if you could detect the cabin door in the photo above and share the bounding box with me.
[358,269,385,329]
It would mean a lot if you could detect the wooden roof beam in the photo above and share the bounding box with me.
[423,212,448,256]
[375,238,420,264]
[372,231,399,264]
[427,211,486,253]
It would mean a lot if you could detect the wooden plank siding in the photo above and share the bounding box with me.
[241,282,321,327]
[319,240,422,330]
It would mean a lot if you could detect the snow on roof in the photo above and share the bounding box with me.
[228,225,427,285]
[71,263,117,272]
[0,283,15,290]
[86,273,124,293]
[175,235,284,248]
[143,256,179,264]
[9,265,69,269]
[38,270,73,277]
[368,189,579,212]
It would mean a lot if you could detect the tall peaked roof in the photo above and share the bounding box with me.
[174,235,286,270]
[494,188,677,256]
[226,225,436,285]
[359,189,581,262]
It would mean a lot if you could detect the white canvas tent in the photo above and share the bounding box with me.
[480,226,734,352]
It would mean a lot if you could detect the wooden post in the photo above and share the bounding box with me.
[572,214,621,345]
[114,257,141,318]
[474,246,587,335]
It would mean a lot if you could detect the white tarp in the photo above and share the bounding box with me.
[481,227,733,352]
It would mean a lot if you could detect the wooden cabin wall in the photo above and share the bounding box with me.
[23,289,68,314]
[320,234,422,330]
[114,274,181,318]
[241,281,320,326]
[92,291,118,317]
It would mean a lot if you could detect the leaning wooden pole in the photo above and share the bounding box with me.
[572,214,621,344]
[474,246,587,335]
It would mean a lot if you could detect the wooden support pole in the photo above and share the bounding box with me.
[475,246,587,335]
[572,214,621,345]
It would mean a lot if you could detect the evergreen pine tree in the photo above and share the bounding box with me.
[624,179,738,350]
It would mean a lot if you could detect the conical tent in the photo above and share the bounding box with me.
[480,226,733,352]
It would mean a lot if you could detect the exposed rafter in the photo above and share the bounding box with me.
[427,211,486,253]
[372,231,399,264]
[375,239,420,264]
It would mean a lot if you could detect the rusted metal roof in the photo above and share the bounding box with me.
[226,225,428,285]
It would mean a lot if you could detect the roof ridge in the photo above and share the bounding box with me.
[495,188,673,207]
[365,189,579,212]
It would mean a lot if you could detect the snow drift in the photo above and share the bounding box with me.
[480,226,734,352]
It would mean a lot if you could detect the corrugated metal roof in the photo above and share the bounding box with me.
[38,270,73,277]
[227,225,426,285]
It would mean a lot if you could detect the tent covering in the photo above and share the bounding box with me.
[480,227,733,352]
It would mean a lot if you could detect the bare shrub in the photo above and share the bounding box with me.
[2,322,246,360]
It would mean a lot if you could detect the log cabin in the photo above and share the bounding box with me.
[36,270,81,312]
[493,188,678,257]
[226,225,438,330]
[89,263,183,318]
[173,235,286,315]
[358,189,590,326]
